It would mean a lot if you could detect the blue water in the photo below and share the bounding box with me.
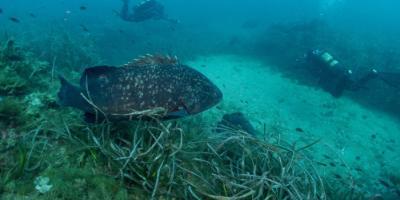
[2,0,400,63]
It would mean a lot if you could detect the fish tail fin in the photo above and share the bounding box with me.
[58,76,89,110]
[378,72,400,89]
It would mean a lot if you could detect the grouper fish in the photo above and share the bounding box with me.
[58,54,222,121]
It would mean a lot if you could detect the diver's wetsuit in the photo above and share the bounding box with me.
[121,0,166,22]
[306,50,379,97]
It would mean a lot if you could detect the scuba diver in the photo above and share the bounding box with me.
[305,49,400,97]
[305,49,379,97]
[120,0,178,24]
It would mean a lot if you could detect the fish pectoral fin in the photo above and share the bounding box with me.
[84,112,97,123]
[167,106,189,118]
[84,112,106,123]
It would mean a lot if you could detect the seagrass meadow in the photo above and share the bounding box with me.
[0,38,325,199]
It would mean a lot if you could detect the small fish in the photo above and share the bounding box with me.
[333,174,342,179]
[9,17,20,23]
[80,6,87,11]
[386,145,395,152]
[354,167,363,172]
[379,179,391,188]
[58,55,222,122]
[323,154,332,159]
[295,128,304,132]
[0,8,3,14]
[80,24,89,32]
[316,161,328,167]
[239,99,248,104]
[112,9,120,16]
[329,162,336,167]
[29,13,36,18]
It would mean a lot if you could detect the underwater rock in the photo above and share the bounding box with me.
[0,97,25,127]
[58,54,222,121]
[216,112,257,136]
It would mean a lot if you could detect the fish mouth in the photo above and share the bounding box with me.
[204,88,224,113]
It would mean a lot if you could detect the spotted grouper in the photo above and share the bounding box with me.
[58,54,222,122]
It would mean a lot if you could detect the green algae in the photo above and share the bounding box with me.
[0,97,26,127]
[0,39,50,96]
[32,167,128,200]
[28,31,101,79]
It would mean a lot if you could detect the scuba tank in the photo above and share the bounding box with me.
[309,49,340,68]
[320,52,339,67]
[307,49,353,97]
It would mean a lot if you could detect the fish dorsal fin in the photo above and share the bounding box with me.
[123,54,180,68]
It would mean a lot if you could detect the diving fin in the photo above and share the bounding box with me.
[378,72,400,89]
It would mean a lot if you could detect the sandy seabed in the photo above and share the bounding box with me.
[188,54,400,194]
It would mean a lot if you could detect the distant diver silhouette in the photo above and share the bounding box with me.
[306,49,379,97]
[120,0,178,24]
